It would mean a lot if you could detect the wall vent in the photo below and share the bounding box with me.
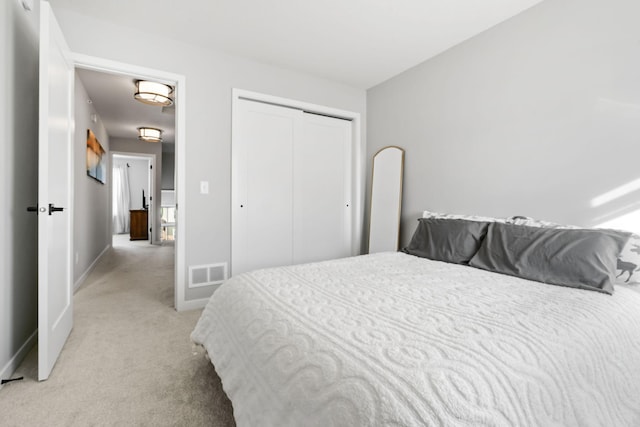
[189,263,227,288]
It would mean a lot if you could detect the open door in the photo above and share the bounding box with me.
[37,1,74,381]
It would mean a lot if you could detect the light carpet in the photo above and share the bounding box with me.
[0,237,235,426]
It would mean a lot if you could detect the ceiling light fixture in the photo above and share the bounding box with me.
[138,127,163,142]
[134,80,174,106]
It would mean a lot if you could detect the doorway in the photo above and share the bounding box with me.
[72,54,188,310]
[112,153,154,244]
[36,3,188,382]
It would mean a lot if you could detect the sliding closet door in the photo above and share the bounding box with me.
[233,98,354,276]
[293,113,352,264]
[232,100,301,275]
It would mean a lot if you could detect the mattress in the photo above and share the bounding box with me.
[191,252,640,426]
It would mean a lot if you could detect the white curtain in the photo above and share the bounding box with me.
[112,165,131,233]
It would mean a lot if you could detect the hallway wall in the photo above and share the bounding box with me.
[73,73,111,287]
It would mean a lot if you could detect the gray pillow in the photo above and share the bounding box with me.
[403,218,490,265]
[506,216,640,288]
[469,223,629,294]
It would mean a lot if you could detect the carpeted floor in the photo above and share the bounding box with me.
[0,236,235,426]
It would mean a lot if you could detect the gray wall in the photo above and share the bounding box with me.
[161,151,175,190]
[50,5,367,303]
[73,74,111,286]
[0,0,40,381]
[110,138,163,243]
[367,0,640,247]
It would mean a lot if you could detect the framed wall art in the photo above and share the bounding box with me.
[86,129,106,184]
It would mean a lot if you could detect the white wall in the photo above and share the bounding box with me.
[0,0,40,382]
[50,6,367,303]
[73,74,111,286]
[367,0,640,246]
[110,138,162,243]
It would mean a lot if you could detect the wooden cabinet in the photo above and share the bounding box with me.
[130,210,148,241]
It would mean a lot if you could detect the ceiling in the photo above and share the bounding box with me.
[54,0,544,90]
[64,0,545,145]
[76,69,176,145]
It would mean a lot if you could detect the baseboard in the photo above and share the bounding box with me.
[74,244,111,292]
[176,296,212,312]
[0,329,37,389]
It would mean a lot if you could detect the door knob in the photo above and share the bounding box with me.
[26,206,48,214]
[48,204,64,215]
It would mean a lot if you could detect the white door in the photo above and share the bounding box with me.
[293,113,352,264]
[232,100,301,275]
[38,2,74,381]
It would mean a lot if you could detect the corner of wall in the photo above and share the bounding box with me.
[0,0,40,383]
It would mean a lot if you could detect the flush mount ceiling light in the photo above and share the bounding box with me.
[138,127,163,142]
[134,80,174,106]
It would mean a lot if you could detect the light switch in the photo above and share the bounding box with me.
[200,181,209,194]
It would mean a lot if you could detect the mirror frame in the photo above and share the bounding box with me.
[367,146,405,253]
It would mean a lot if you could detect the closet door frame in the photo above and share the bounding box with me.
[231,89,363,276]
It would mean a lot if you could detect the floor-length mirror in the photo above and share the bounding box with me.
[368,146,404,253]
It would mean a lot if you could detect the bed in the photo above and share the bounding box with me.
[192,214,640,426]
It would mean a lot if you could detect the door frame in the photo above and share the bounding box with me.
[72,53,189,311]
[231,89,363,274]
[111,152,156,244]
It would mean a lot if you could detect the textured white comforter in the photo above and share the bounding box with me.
[191,252,640,427]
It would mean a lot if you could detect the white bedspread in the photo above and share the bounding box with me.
[191,252,640,426]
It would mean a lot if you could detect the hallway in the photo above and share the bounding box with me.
[0,240,234,426]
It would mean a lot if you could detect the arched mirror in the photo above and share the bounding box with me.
[368,146,404,253]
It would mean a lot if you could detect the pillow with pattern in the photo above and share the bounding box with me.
[616,233,640,288]
[423,210,506,223]
[506,216,639,288]
[506,215,579,229]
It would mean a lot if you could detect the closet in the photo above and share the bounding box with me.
[232,98,353,275]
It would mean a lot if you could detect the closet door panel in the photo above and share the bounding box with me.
[233,100,300,275]
[293,113,352,264]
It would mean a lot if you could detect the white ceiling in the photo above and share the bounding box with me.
[54,0,544,89]
[76,69,176,144]
[63,0,545,145]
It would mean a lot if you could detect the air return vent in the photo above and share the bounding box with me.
[189,263,227,288]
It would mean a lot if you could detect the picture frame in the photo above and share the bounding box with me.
[86,129,106,184]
